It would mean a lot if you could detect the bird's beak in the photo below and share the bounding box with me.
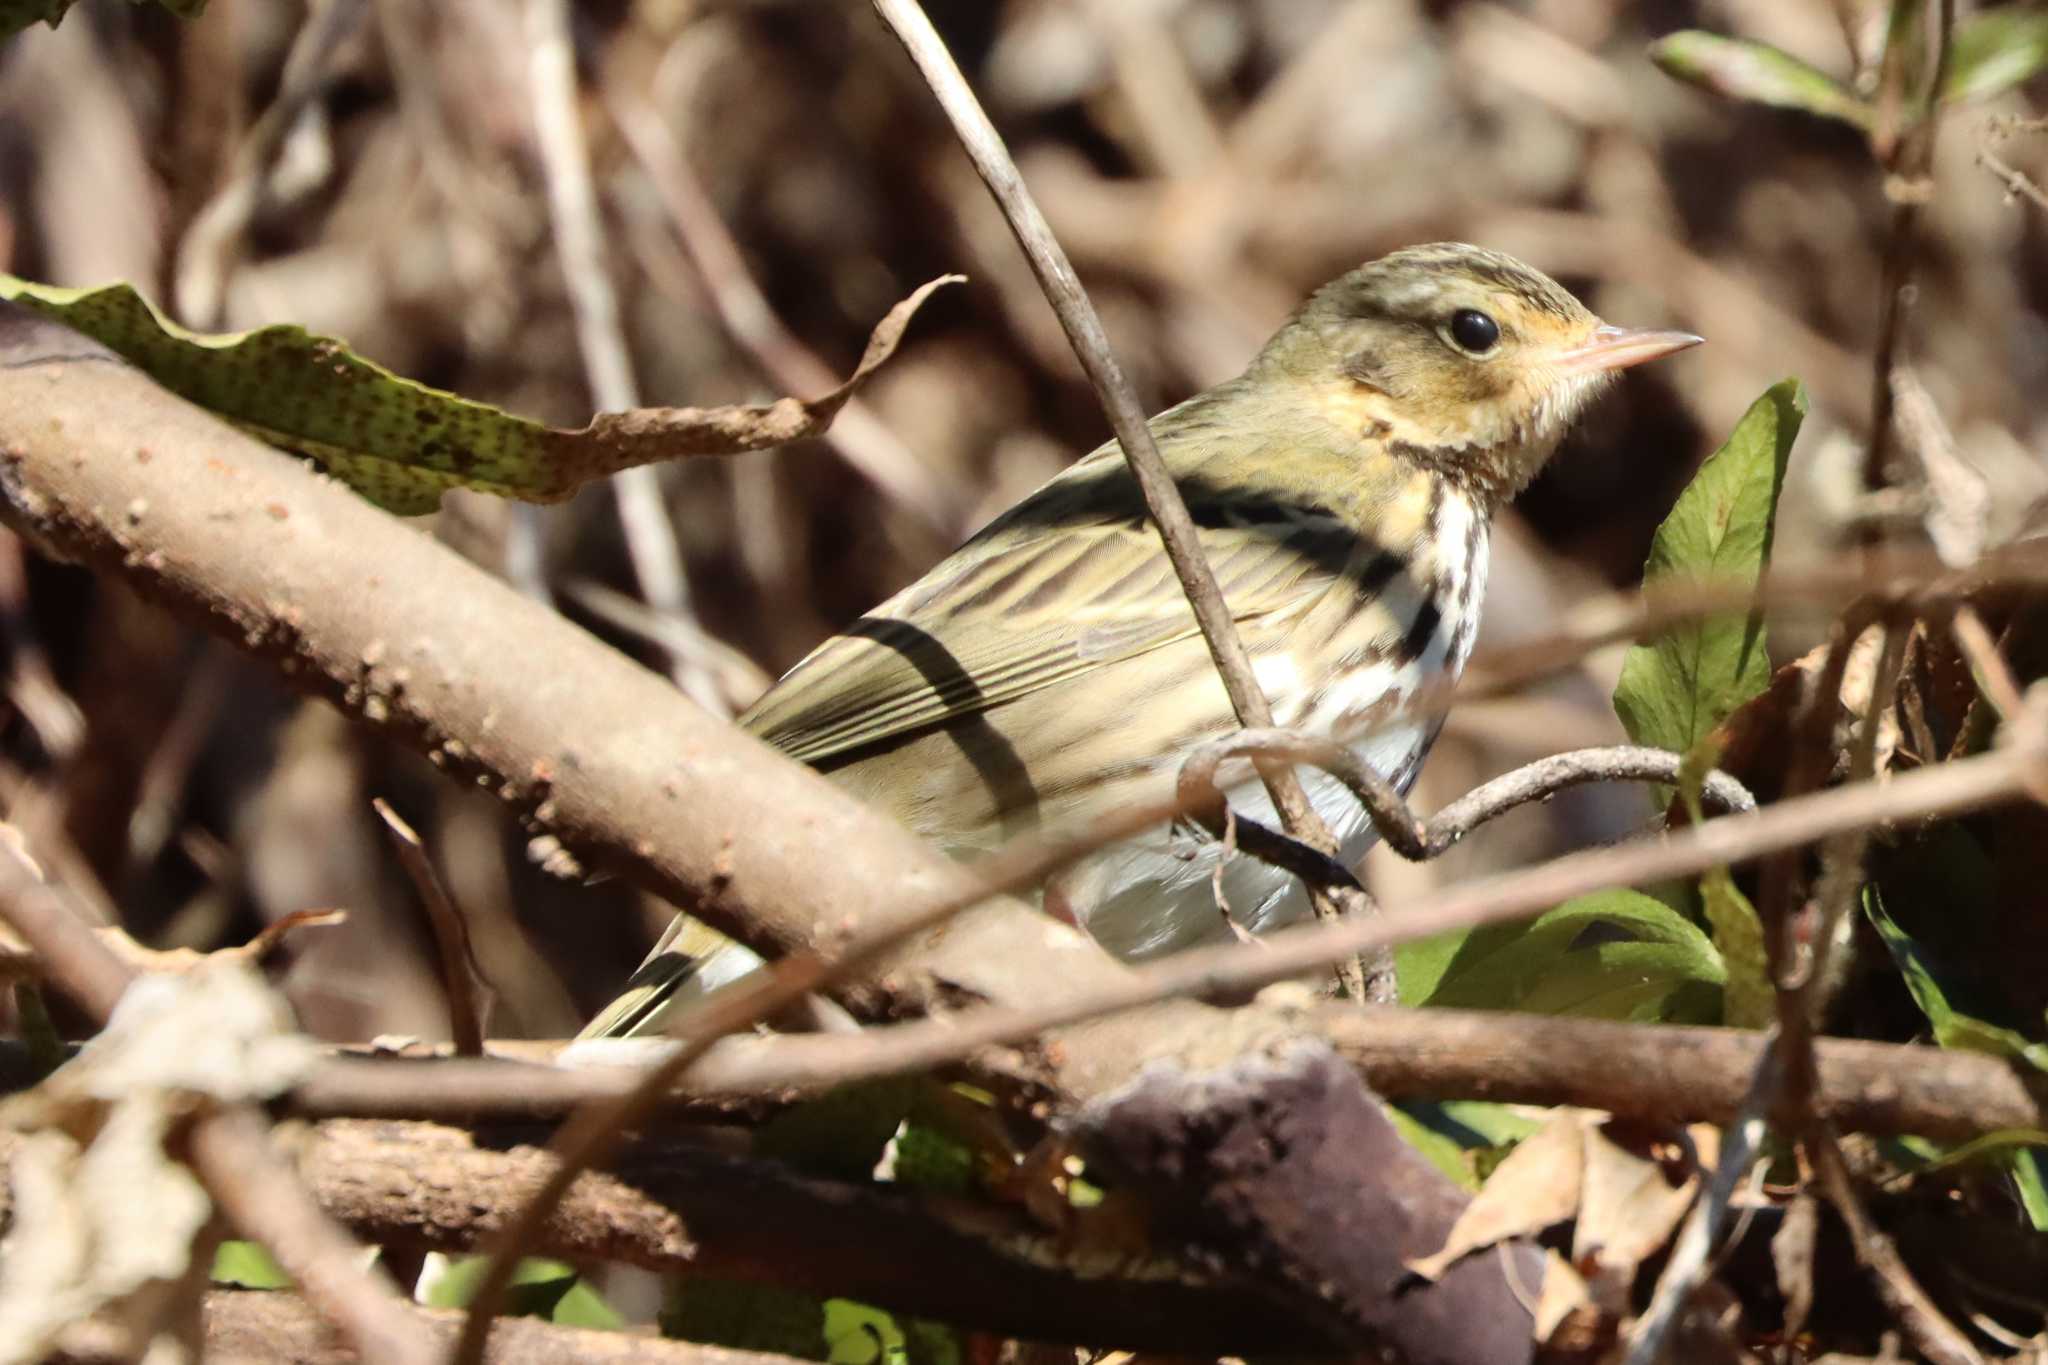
[1556,324,1704,375]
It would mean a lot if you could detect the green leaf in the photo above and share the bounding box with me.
[1945,10,2048,103]
[211,1239,291,1290]
[1391,1101,1547,1191]
[665,1281,829,1358]
[1650,32,1875,128]
[1866,885,2048,1227]
[0,273,954,515]
[890,1118,978,1196]
[1416,889,1726,1023]
[665,1285,956,1365]
[1614,380,1805,763]
[1865,887,2048,1069]
[754,1079,920,1183]
[1388,1105,1488,1191]
[421,1256,621,1329]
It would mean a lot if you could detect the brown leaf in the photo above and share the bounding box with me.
[1407,1112,1584,1282]
[549,275,965,494]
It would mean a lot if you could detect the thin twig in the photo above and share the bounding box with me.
[523,0,726,714]
[1950,605,2026,723]
[1180,735,1753,869]
[0,845,436,1365]
[1977,141,2048,214]
[1808,1125,1985,1365]
[372,798,492,1056]
[607,90,959,532]
[290,1007,2048,1144]
[1779,618,1911,1120]
[1623,1037,1778,1365]
[170,0,367,328]
[866,0,1377,1003]
[445,789,1184,1365]
[1862,0,1957,494]
[729,718,2048,1082]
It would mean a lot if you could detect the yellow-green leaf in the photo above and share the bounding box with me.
[1945,10,2048,103]
[1650,32,1874,129]
[1679,738,1771,1028]
[0,273,956,515]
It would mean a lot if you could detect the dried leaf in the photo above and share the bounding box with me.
[1573,1125,1698,1279]
[0,962,315,1361]
[1534,1249,1595,1347]
[1773,1191,1820,1344]
[1406,1112,1584,1282]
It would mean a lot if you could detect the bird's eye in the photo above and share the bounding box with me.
[1448,308,1500,354]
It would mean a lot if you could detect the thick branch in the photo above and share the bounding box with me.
[0,302,1210,1104]
[265,1119,1325,1353]
[73,1288,816,1365]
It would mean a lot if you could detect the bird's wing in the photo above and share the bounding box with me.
[741,464,1404,766]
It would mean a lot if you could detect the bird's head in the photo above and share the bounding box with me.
[1261,242,1701,507]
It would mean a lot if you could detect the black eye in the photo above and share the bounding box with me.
[1449,308,1500,354]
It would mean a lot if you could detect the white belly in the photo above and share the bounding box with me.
[1076,517,1490,961]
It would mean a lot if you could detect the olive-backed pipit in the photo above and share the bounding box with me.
[583,242,1700,1039]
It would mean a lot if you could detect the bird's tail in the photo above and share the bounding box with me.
[575,915,765,1039]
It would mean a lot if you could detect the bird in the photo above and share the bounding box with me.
[580,242,1700,1040]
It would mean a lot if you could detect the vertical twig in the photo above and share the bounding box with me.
[1623,1044,1777,1365]
[866,0,1381,1001]
[1632,607,1912,1364]
[372,799,492,1056]
[1808,1126,1984,1365]
[171,0,367,329]
[608,91,959,533]
[523,0,730,716]
[1862,0,1956,495]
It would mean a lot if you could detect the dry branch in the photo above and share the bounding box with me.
[0,301,1194,1096]
[94,1288,813,1365]
[237,1118,1324,1354]
[294,1004,2048,1145]
[0,304,1543,1364]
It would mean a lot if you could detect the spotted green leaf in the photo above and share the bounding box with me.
[1613,380,1804,761]
[0,273,956,515]
[1650,32,1874,129]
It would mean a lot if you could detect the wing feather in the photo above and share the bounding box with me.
[742,485,1389,766]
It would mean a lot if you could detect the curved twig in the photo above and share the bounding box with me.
[1178,732,1757,873]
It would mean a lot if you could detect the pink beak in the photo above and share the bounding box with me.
[1556,324,1704,375]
